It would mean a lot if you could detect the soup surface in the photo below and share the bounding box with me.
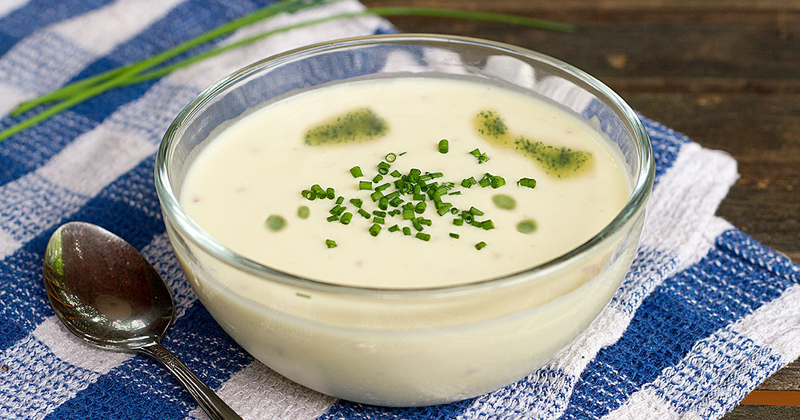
[180,77,631,288]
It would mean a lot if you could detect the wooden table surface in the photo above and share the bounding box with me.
[361,1,800,418]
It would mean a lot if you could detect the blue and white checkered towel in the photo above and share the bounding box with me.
[1,1,798,419]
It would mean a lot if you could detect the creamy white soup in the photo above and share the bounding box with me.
[181,77,630,289]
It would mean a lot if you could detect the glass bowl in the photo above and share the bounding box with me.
[155,34,654,407]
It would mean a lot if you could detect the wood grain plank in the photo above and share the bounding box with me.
[363,0,800,13]
[362,18,800,89]
[724,405,800,419]
[619,92,800,261]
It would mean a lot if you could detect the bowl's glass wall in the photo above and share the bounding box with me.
[157,35,653,406]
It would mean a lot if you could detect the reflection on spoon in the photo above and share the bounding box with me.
[43,222,242,420]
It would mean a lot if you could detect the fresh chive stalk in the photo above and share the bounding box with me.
[0,4,572,142]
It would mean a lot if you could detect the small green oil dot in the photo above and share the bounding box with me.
[492,194,516,210]
[516,219,538,234]
[266,215,287,232]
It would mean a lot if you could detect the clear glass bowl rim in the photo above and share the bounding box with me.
[155,33,655,298]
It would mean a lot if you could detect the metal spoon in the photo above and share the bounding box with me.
[42,221,242,420]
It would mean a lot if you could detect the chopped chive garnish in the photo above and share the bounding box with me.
[461,177,477,188]
[312,184,326,198]
[329,205,344,215]
[298,206,310,219]
[491,176,506,188]
[396,180,410,193]
[266,215,287,232]
[325,239,337,249]
[303,145,535,246]
[436,202,451,210]
[369,223,381,237]
[438,139,449,153]
[517,219,538,234]
[492,194,516,210]
[517,177,537,188]
[469,148,490,164]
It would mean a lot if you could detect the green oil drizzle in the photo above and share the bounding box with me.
[514,137,593,178]
[305,107,388,146]
[473,109,593,178]
[475,109,509,140]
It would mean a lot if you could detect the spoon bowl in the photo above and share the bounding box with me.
[43,221,173,350]
[43,222,241,420]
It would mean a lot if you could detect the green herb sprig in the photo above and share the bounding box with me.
[0,1,573,142]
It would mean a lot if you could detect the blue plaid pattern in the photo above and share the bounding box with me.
[0,1,797,419]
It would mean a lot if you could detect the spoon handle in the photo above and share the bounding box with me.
[139,343,243,420]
